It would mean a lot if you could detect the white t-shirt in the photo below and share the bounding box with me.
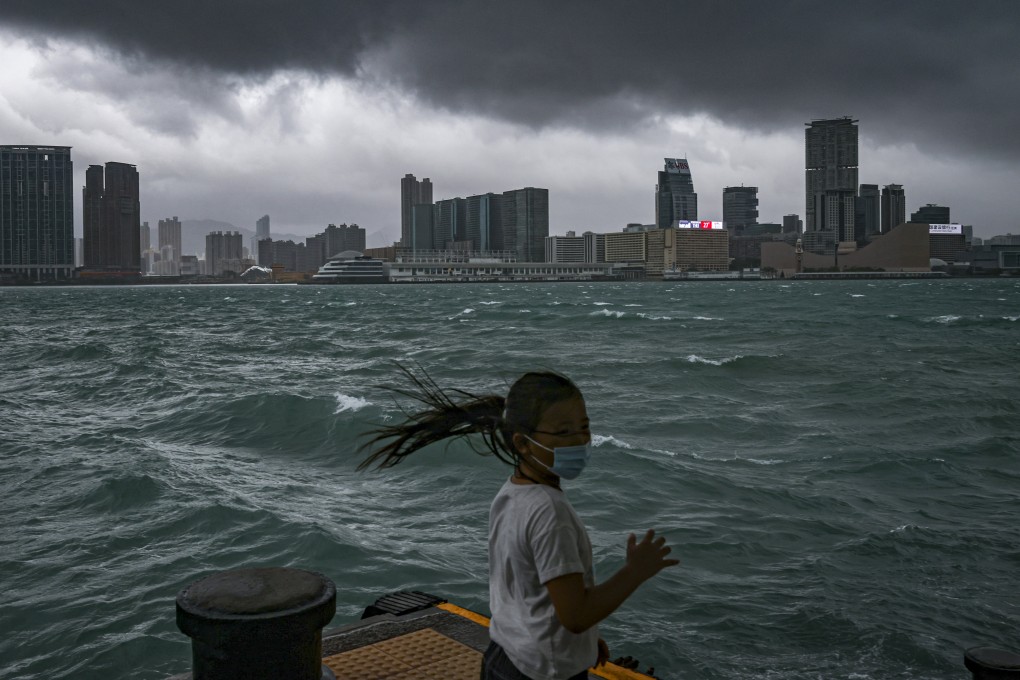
[488,478,598,680]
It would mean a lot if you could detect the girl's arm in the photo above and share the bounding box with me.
[545,529,678,634]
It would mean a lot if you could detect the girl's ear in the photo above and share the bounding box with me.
[511,432,530,457]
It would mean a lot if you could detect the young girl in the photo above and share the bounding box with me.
[360,368,679,680]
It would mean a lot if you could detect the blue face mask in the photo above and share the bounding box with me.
[523,435,591,480]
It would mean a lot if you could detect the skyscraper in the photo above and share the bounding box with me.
[465,193,503,251]
[84,161,140,273]
[855,184,881,240]
[805,117,858,241]
[722,186,759,231]
[140,221,150,255]
[881,184,906,233]
[502,187,549,262]
[656,158,698,228]
[0,145,75,280]
[910,204,950,224]
[401,174,433,247]
[256,214,270,240]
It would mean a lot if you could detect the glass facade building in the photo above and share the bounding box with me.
[0,145,75,280]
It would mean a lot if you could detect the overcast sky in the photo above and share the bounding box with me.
[2,1,1018,242]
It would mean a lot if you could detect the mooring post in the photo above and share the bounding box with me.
[965,647,1020,680]
[176,567,337,680]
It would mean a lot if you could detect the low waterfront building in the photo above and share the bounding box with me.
[761,222,930,277]
[388,248,614,282]
[664,227,729,273]
[545,233,585,263]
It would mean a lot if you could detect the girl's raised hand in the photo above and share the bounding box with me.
[626,529,680,582]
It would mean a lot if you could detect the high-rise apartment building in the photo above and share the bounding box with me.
[140,221,150,255]
[83,162,141,273]
[805,117,858,241]
[882,184,906,233]
[502,187,549,262]
[401,174,433,247]
[158,216,182,264]
[722,186,759,231]
[323,223,366,256]
[0,146,75,280]
[656,158,698,228]
[855,184,881,240]
[205,231,243,276]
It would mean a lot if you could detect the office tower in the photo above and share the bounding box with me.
[855,184,881,240]
[502,187,549,262]
[782,214,803,234]
[84,162,141,272]
[656,158,698,228]
[256,214,270,240]
[401,174,433,246]
[157,216,182,272]
[466,193,503,251]
[140,222,150,255]
[433,197,468,250]
[0,145,75,280]
[805,117,858,241]
[882,184,906,233]
[910,204,950,224]
[722,186,759,231]
[205,231,243,276]
[410,204,434,252]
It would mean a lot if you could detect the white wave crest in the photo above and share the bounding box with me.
[334,392,370,414]
[592,434,633,449]
[593,302,613,306]
[849,294,866,298]
[637,313,674,321]
[686,354,742,365]
[478,301,502,305]
[928,315,961,324]
[589,309,625,318]
[624,304,643,307]
[693,316,723,321]
[747,458,784,465]
[448,308,475,320]
[1004,315,1019,322]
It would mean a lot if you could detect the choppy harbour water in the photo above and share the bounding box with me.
[1,280,1018,679]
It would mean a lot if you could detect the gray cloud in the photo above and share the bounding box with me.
[3,1,1018,161]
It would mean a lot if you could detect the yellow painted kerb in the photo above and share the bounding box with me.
[435,602,655,679]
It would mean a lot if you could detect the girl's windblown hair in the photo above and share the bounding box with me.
[358,365,581,471]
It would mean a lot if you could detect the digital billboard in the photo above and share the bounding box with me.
[929,224,963,235]
[664,158,691,174]
[677,220,724,230]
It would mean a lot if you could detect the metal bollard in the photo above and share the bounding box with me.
[965,647,1020,680]
[176,567,337,680]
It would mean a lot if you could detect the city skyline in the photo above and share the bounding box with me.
[1,3,1018,241]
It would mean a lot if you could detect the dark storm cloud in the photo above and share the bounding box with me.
[3,0,1019,158]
